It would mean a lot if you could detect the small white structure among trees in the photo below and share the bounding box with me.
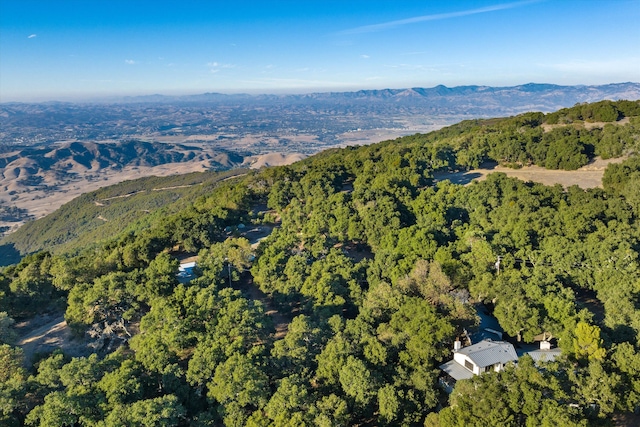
[440,339,519,381]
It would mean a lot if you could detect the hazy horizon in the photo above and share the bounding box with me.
[2,81,639,105]
[2,0,639,102]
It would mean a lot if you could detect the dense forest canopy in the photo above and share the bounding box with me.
[1,100,640,426]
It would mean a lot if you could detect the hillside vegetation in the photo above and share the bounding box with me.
[1,100,640,426]
[0,169,248,264]
[3,100,639,263]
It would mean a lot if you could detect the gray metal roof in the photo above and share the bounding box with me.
[439,359,475,381]
[527,348,561,364]
[457,340,518,368]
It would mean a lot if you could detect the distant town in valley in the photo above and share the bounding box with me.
[3,83,639,151]
[1,83,639,236]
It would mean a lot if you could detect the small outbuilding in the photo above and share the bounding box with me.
[525,340,562,364]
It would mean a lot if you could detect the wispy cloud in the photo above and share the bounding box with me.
[28,34,37,39]
[125,59,136,65]
[207,61,235,73]
[360,54,370,59]
[338,0,543,34]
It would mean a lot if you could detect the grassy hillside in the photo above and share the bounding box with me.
[0,169,248,264]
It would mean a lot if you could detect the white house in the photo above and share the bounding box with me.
[439,339,519,381]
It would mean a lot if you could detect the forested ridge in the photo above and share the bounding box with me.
[2,100,640,426]
[0,169,249,265]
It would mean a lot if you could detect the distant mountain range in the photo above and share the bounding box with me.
[113,82,640,114]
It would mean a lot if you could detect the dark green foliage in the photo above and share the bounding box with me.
[545,100,640,124]
[0,169,248,262]
[2,100,640,426]
[603,155,640,195]
[1,252,64,318]
[432,357,588,427]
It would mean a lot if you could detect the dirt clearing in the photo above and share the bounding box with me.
[434,157,626,189]
[15,313,89,365]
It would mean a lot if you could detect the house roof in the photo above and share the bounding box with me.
[457,339,518,368]
[179,261,196,271]
[439,359,475,381]
[526,348,562,364]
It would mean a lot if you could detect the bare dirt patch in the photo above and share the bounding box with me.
[15,313,89,365]
[434,157,626,189]
[242,152,307,169]
[540,117,630,132]
[613,412,640,427]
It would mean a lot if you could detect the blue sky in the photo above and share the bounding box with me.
[1,0,639,101]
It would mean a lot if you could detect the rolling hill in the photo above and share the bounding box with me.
[0,139,244,195]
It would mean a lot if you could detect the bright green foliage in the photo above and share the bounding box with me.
[197,237,254,285]
[339,355,375,404]
[98,395,186,427]
[30,351,67,397]
[25,391,85,427]
[140,252,179,301]
[263,375,311,426]
[4,253,58,317]
[572,322,606,362]
[309,394,350,427]
[271,314,325,376]
[208,353,270,416]
[571,360,623,417]
[0,345,27,426]
[65,270,141,333]
[377,384,400,424]
[97,359,143,405]
[612,342,640,411]
[26,354,106,426]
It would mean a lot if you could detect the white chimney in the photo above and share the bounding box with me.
[540,340,551,350]
[454,340,462,352]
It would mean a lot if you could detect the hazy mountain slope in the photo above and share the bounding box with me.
[117,82,640,111]
[284,82,640,114]
[0,140,243,194]
[0,140,246,234]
